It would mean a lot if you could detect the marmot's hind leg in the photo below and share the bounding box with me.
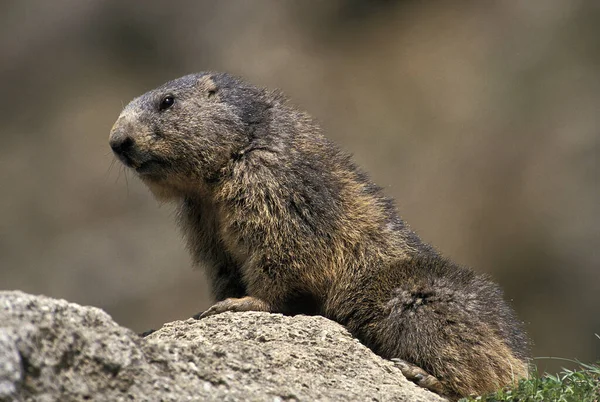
[392,358,445,395]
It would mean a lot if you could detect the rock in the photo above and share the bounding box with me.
[0,291,445,401]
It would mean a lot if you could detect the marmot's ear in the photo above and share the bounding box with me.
[197,75,218,99]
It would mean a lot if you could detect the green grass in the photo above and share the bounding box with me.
[461,360,600,402]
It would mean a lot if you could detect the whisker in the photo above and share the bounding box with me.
[104,158,117,183]
[115,165,123,184]
[124,168,130,196]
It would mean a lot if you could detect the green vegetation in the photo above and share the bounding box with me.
[462,360,600,402]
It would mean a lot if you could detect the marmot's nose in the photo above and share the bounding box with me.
[109,130,135,157]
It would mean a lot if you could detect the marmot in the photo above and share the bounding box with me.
[109,72,529,400]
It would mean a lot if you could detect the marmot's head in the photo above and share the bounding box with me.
[109,72,272,199]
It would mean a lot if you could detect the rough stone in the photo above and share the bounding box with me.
[0,291,445,401]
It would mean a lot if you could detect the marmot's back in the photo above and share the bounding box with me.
[109,72,529,400]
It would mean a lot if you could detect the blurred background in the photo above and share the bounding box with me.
[1,0,598,374]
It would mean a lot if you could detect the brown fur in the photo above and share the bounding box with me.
[109,72,530,399]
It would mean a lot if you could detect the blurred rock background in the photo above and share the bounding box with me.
[1,0,598,374]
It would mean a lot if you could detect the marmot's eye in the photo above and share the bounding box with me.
[159,95,175,111]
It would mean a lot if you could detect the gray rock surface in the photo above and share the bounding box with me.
[0,291,445,401]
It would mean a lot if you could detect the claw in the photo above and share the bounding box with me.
[139,329,156,337]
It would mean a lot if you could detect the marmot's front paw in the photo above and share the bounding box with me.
[196,296,271,319]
